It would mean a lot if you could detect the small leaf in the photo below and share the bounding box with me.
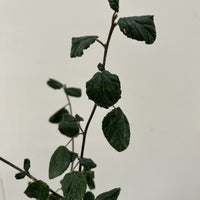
[61,171,87,200]
[64,87,82,97]
[102,107,130,152]
[75,114,84,121]
[24,180,49,200]
[15,172,26,180]
[49,146,78,179]
[118,15,156,44]
[83,171,95,190]
[47,78,63,89]
[97,63,105,72]
[71,36,98,58]
[24,158,31,171]
[86,70,121,108]
[49,107,69,124]
[80,158,96,170]
[58,113,79,138]
[108,0,119,12]
[84,191,95,200]
[95,188,121,200]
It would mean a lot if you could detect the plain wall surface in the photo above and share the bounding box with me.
[0,0,200,199]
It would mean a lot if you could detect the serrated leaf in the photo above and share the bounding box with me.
[83,171,95,190]
[71,36,98,58]
[49,107,69,124]
[102,107,130,152]
[24,158,31,171]
[80,158,96,170]
[95,188,120,200]
[118,15,156,44]
[58,113,79,137]
[108,0,119,12]
[49,146,78,179]
[86,70,121,108]
[47,78,63,89]
[15,172,26,180]
[24,180,49,200]
[75,114,84,121]
[97,63,105,72]
[64,87,82,97]
[61,171,87,200]
[84,191,95,200]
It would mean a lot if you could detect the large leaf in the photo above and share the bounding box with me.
[118,15,156,44]
[47,78,63,89]
[86,70,121,108]
[49,107,69,124]
[95,188,120,200]
[49,146,78,179]
[58,113,79,137]
[108,0,119,12]
[24,180,49,200]
[71,36,98,58]
[61,171,87,200]
[102,107,130,152]
[64,87,82,97]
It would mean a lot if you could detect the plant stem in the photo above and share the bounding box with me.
[0,156,64,199]
[78,12,117,172]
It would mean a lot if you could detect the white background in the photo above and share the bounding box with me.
[0,0,200,199]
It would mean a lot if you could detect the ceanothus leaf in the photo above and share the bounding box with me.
[118,15,156,44]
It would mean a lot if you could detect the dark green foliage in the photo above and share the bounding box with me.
[58,113,79,137]
[47,195,60,200]
[49,107,69,124]
[61,171,87,200]
[80,158,97,170]
[97,63,105,72]
[118,15,156,44]
[47,79,63,89]
[49,146,78,179]
[95,188,120,200]
[83,171,95,190]
[24,158,31,171]
[108,0,119,12]
[75,114,84,121]
[24,180,49,200]
[86,70,121,108]
[84,191,95,200]
[71,36,98,58]
[102,107,130,152]
[64,87,82,97]
[15,172,26,180]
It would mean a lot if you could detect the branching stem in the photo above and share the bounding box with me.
[0,156,64,199]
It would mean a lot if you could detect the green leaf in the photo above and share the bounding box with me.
[71,36,98,58]
[118,15,156,44]
[83,171,95,190]
[64,87,82,97]
[102,107,130,152]
[86,70,121,108]
[95,188,121,200]
[58,113,79,137]
[97,63,105,72]
[24,158,31,171]
[49,107,69,124]
[108,0,119,12]
[75,114,84,121]
[84,191,95,200]
[80,158,96,170]
[15,172,26,180]
[24,180,49,200]
[49,146,78,179]
[47,78,63,89]
[61,171,87,200]
[47,195,60,200]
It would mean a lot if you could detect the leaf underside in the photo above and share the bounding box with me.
[118,15,156,44]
